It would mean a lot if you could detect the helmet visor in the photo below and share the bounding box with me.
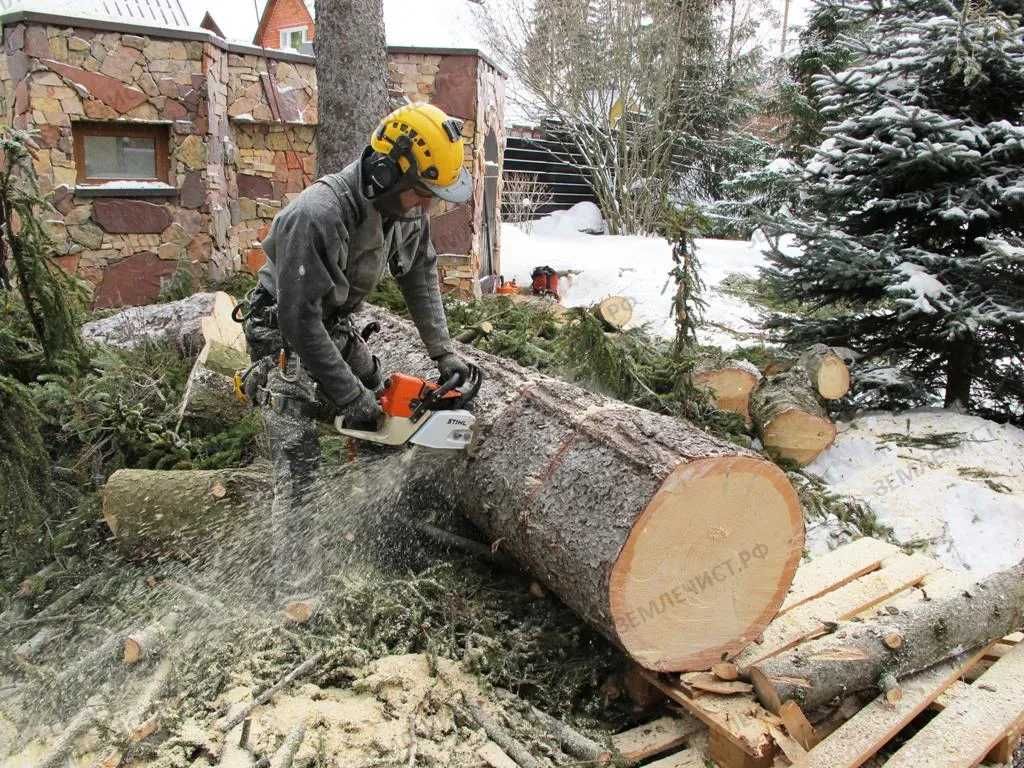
[421,167,473,204]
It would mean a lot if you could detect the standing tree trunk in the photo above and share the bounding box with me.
[315,0,389,175]
[944,335,974,409]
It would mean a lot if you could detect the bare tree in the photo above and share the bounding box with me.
[315,0,389,175]
[481,0,728,235]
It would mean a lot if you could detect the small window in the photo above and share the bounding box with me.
[73,122,170,185]
[279,25,308,50]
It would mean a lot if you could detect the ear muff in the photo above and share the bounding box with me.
[365,134,416,196]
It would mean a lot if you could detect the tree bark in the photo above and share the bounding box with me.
[749,560,1024,714]
[314,0,389,175]
[80,291,244,357]
[751,369,837,466]
[102,467,270,550]
[361,306,804,672]
[944,335,974,409]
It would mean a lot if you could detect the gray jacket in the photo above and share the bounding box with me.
[256,158,454,408]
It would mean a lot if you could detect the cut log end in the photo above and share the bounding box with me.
[693,364,761,423]
[595,296,633,331]
[814,355,851,400]
[761,409,837,466]
[609,456,804,671]
[123,638,143,666]
[283,599,317,624]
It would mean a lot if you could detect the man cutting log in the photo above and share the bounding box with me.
[237,103,472,611]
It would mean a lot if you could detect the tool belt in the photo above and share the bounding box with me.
[234,286,381,419]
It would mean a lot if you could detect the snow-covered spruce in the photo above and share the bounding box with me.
[761,0,1024,418]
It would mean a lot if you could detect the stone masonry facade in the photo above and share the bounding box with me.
[1,12,505,306]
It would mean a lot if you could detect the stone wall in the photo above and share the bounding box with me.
[2,14,505,305]
[388,48,507,297]
[1,18,318,306]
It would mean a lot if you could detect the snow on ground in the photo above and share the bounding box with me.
[500,203,769,349]
[808,409,1024,575]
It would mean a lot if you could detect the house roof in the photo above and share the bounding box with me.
[200,0,493,52]
[3,0,192,28]
[250,0,313,46]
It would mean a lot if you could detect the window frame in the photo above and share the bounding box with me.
[72,121,171,186]
[278,25,308,50]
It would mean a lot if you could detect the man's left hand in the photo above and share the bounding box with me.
[434,352,470,387]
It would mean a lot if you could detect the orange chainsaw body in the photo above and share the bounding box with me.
[378,373,460,419]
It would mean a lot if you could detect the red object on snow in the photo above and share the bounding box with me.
[531,266,559,298]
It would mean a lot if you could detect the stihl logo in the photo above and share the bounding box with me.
[446,417,470,427]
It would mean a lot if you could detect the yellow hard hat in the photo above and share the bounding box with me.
[369,103,473,204]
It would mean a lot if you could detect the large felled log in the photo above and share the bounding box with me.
[99,304,805,672]
[692,359,762,424]
[177,341,250,430]
[751,368,837,466]
[361,305,804,672]
[102,467,270,549]
[81,291,246,357]
[749,560,1024,714]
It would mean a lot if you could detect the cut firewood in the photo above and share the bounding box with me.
[594,296,633,331]
[81,291,246,357]
[102,467,270,550]
[751,368,837,466]
[749,559,1024,714]
[692,359,762,424]
[37,696,107,768]
[798,344,851,400]
[123,611,180,665]
[176,341,250,430]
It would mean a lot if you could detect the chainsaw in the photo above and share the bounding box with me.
[335,364,482,450]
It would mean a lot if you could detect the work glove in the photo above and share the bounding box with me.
[434,352,471,387]
[338,386,383,431]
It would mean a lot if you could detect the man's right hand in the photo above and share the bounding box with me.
[339,387,383,430]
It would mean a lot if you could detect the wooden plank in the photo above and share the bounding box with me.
[736,553,940,669]
[800,645,993,768]
[779,701,818,750]
[644,747,705,768]
[709,728,774,768]
[781,538,900,614]
[642,671,775,760]
[610,715,701,764]
[884,641,1024,768]
[936,678,1024,764]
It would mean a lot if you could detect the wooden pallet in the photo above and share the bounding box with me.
[609,714,706,766]
[637,538,1024,768]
